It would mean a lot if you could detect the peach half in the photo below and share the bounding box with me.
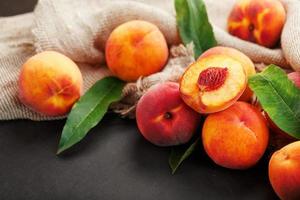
[198,46,256,102]
[228,0,286,48]
[18,51,83,116]
[105,20,169,82]
[180,54,247,114]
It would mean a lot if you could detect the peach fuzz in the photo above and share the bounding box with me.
[105,20,169,82]
[18,51,83,116]
[198,46,256,101]
[202,101,269,169]
[269,141,300,200]
[180,53,247,114]
[228,0,286,48]
[136,82,200,146]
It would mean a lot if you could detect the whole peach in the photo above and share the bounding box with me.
[136,82,200,146]
[269,141,300,200]
[105,20,169,82]
[202,101,269,169]
[228,0,286,48]
[18,51,83,116]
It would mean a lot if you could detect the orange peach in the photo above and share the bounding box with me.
[18,51,83,116]
[228,0,286,48]
[105,20,169,82]
[202,101,269,169]
[269,141,300,200]
[180,51,247,114]
[198,46,256,102]
[136,82,200,146]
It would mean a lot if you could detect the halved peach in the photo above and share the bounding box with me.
[180,54,247,114]
[198,46,256,102]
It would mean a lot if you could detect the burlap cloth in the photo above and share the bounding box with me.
[0,0,299,120]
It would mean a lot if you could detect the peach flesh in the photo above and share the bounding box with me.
[198,47,255,78]
[198,46,256,102]
[180,55,247,114]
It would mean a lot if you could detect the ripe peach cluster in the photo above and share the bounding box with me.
[17,5,298,199]
[136,45,300,200]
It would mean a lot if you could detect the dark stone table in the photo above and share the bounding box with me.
[0,1,278,199]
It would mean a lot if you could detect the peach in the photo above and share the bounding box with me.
[105,20,169,82]
[180,51,247,114]
[198,46,256,102]
[18,51,83,116]
[228,0,286,48]
[136,82,200,146]
[269,141,300,200]
[202,101,269,169]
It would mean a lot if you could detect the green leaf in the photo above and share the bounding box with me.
[169,138,200,174]
[249,65,300,139]
[175,0,217,59]
[57,77,125,154]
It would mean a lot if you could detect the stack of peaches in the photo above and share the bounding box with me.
[17,0,299,199]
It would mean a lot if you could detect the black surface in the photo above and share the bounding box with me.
[0,0,37,16]
[0,1,278,200]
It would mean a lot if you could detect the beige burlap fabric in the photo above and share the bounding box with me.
[0,0,299,120]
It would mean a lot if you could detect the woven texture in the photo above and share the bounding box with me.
[0,0,299,120]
